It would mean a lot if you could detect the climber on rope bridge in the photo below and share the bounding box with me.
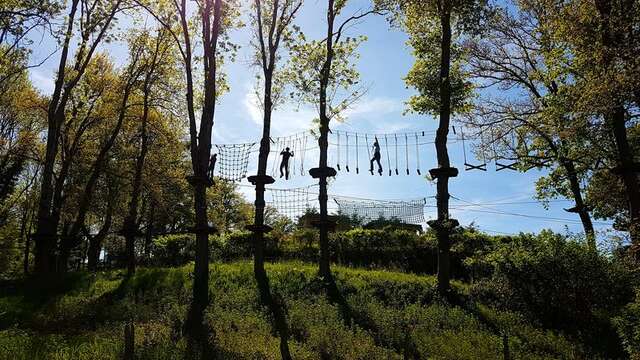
[369,137,383,175]
[280,147,294,180]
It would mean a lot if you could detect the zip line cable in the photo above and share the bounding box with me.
[448,195,613,226]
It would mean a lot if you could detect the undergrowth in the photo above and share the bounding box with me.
[0,261,586,359]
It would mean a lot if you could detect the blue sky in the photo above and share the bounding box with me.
[26,0,617,244]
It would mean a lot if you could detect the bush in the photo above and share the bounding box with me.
[329,228,437,273]
[614,291,640,359]
[469,230,634,356]
[151,234,196,266]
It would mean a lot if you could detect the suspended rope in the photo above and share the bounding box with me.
[215,143,255,182]
[345,133,350,172]
[336,132,341,171]
[384,135,392,176]
[394,134,399,175]
[364,135,373,165]
[405,134,410,175]
[494,131,518,171]
[355,134,359,174]
[291,136,299,178]
[462,128,487,171]
[365,134,371,175]
[268,185,316,221]
[334,197,426,224]
[300,134,307,176]
[415,133,421,175]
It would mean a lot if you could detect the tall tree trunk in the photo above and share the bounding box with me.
[611,106,640,245]
[248,2,301,356]
[561,158,596,248]
[316,0,336,280]
[123,71,153,277]
[33,0,121,274]
[20,202,31,275]
[251,52,292,360]
[144,203,155,260]
[430,0,457,297]
[183,0,222,350]
[595,0,640,247]
[87,200,114,272]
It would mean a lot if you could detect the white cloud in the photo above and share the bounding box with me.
[243,81,408,137]
[243,85,317,137]
[29,68,55,95]
[343,97,402,119]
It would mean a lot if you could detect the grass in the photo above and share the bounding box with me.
[0,261,584,359]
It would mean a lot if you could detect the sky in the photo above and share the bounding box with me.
[25,0,619,245]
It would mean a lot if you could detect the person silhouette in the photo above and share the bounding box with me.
[207,153,217,182]
[369,138,382,175]
[280,147,294,179]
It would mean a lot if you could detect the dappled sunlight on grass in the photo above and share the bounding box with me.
[0,261,584,359]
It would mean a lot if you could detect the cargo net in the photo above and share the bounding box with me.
[215,143,255,182]
[268,185,317,221]
[333,197,426,224]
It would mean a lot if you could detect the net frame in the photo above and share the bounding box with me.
[215,143,256,182]
[267,185,317,221]
[334,197,426,224]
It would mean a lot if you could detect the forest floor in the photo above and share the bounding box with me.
[0,261,584,359]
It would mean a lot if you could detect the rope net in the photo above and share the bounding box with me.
[215,143,255,182]
[268,185,317,220]
[333,197,426,224]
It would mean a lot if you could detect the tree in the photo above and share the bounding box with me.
[207,181,252,233]
[462,1,598,247]
[33,0,125,275]
[0,0,61,90]
[382,0,489,296]
[57,47,146,272]
[0,70,44,208]
[284,0,378,288]
[542,0,640,246]
[120,27,176,276]
[248,0,302,358]
[136,0,241,351]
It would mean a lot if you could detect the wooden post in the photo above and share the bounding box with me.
[124,322,134,360]
[502,332,510,360]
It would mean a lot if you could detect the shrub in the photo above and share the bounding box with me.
[614,291,640,359]
[469,230,634,356]
[151,234,196,266]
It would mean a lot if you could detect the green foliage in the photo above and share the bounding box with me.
[0,261,588,359]
[151,234,197,266]
[397,0,490,116]
[614,291,640,359]
[0,216,22,279]
[469,230,634,356]
[283,31,366,122]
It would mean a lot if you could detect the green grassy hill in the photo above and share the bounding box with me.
[1,261,583,359]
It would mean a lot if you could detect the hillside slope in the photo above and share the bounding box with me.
[1,261,584,359]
